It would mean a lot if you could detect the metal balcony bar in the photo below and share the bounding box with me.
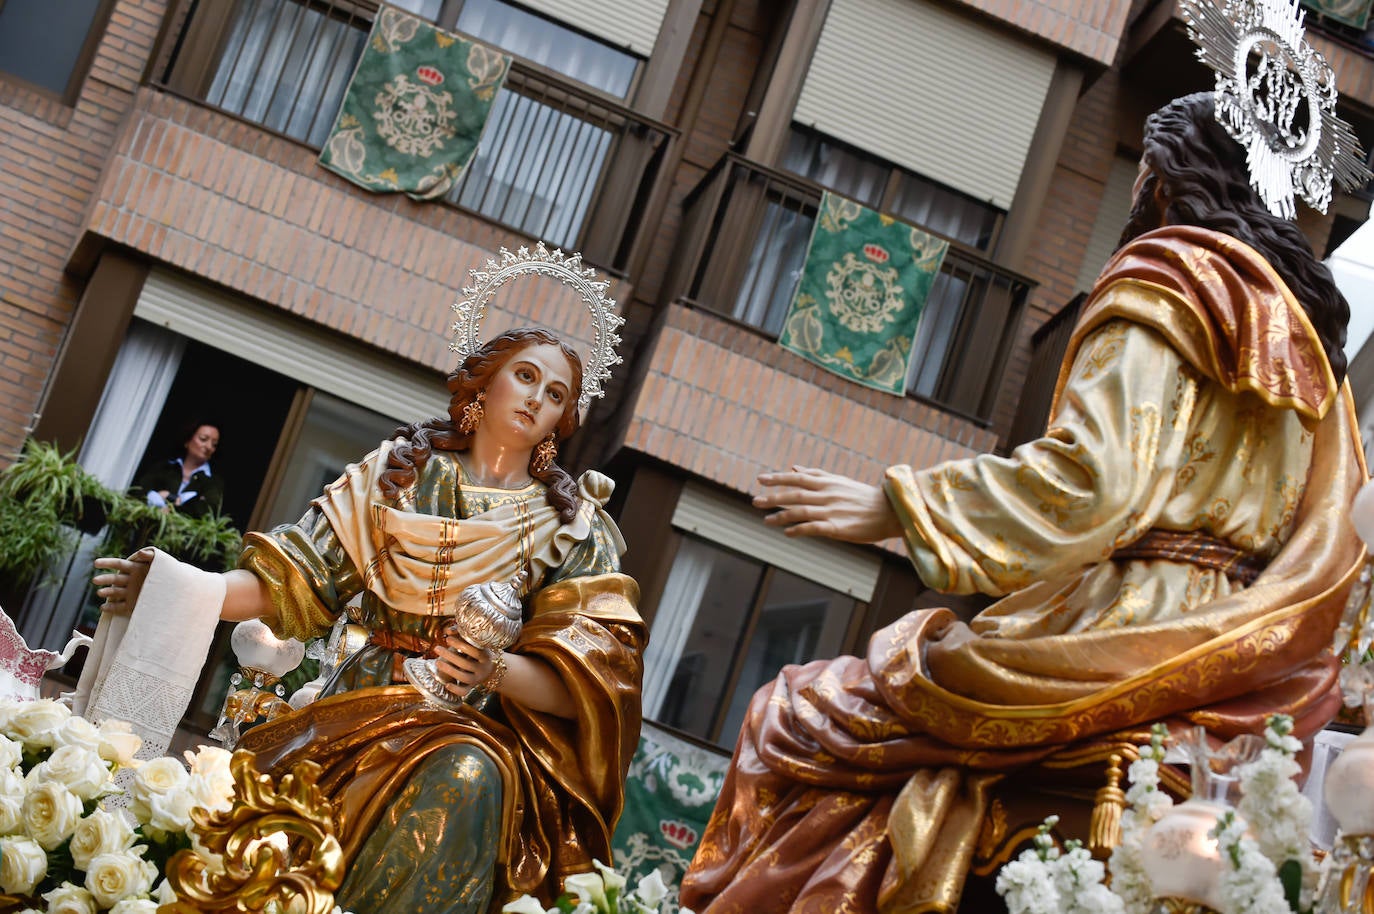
[1007,292,1087,448]
[672,153,1035,422]
[156,0,676,276]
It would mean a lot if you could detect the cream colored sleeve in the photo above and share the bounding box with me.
[884,320,1198,595]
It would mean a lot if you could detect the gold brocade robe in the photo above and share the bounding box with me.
[681,227,1366,914]
[236,445,644,910]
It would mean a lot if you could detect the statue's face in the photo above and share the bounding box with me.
[479,342,574,450]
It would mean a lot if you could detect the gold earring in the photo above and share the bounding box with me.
[459,391,485,434]
[531,434,557,473]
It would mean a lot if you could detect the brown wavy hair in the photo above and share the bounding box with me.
[1119,92,1350,383]
[378,327,585,522]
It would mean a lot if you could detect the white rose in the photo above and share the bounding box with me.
[32,745,112,800]
[0,834,47,894]
[146,786,197,834]
[84,851,157,908]
[190,828,226,876]
[22,780,83,849]
[0,735,23,770]
[96,721,141,769]
[184,746,233,809]
[154,876,177,905]
[110,901,160,914]
[0,796,23,835]
[128,757,188,824]
[52,716,102,754]
[0,765,27,832]
[69,808,136,870]
[40,881,97,914]
[8,700,71,749]
[0,698,25,731]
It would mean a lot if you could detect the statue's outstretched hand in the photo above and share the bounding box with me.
[754,466,903,544]
[92,547,156,616]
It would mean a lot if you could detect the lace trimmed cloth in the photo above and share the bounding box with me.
[71,549,223,760]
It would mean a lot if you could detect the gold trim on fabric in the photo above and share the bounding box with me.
[1055,226,1338,423]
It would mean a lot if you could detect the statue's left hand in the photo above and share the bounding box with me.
[92,547,156,615]
[754,466,903,544]
[433,631,497,697]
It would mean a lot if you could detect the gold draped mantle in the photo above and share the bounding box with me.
[681,227,1366,914]
[240,573,645,903]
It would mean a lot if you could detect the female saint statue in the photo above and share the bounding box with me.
[95,319,643,914]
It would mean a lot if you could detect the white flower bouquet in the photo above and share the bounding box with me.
[996,716,1325,914]
[0,698,234,913]
[502,860,693,914]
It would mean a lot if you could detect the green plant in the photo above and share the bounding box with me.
[0,440,242,599]
[0,441,101,592]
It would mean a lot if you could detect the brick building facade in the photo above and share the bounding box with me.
[2,0,1371,747]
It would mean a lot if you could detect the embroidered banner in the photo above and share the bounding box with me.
[779,191,950,394]
[1300,0,1373,29]
[319,6,510,200]
[612,721,728,913]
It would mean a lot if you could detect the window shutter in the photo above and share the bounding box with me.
[794,0,1057,210]
[134,270,449,424]
[512,0,668,56]
[671,483,881,601]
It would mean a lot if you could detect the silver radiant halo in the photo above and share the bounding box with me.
[452,242,623,415]
[1179,0,1370,218]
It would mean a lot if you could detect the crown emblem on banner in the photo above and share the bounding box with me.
[659,820,698,849]
[862,243,889,264]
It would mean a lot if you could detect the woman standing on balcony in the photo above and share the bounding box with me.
[131,420,225,519]
[682,91,1368,914]
[95,323,643,914]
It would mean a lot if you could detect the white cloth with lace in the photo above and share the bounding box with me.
[71,549,223,760]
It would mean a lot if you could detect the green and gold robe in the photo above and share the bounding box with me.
[237,446,644,914]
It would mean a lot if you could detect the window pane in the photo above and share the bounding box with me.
[889,172,1000,251]
[449,91,612,248]
[0,0,102,95]
[644,537,859,749]
[715,570,854,746]
[731,199,811,334]
[644,540,763,739]
[206,0,367,147]
[782,129,888,207]
[457,0,638,97]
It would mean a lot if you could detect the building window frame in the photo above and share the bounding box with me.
[646,532,869,748]
[0,0,118,105]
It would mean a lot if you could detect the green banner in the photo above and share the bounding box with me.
[319,6,510,200]
[612,722,728,913]
[1300,0,1372,28]
[779,191,950,394]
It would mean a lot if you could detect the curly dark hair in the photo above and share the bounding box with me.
[1119,92,1350,383]
[379,327,585,523]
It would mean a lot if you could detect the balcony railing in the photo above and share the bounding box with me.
[1006,292,1085,448]
[155,0,676,276]
[666,154,1035,422]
